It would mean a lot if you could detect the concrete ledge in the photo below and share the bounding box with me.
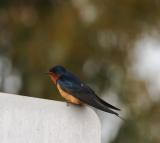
[0,92,101,143]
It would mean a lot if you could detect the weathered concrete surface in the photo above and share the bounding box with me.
[0,92,101,143]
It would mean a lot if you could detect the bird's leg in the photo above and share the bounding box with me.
[66,101,71,106]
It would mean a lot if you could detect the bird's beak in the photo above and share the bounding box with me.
[44,72,52,75]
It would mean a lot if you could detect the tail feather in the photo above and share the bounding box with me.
[92,101,125,121]
[88,99,119,116]
[95,95,120,111]
[117,115,126,121]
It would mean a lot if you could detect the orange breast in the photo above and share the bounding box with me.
[57,84,82,105]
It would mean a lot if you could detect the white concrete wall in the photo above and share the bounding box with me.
[0,92,101,143]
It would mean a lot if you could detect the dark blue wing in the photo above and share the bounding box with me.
[57,73,120,115]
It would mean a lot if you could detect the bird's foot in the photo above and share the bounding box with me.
[66,101,71,107]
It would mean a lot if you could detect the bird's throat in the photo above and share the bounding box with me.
[49,73,60,84]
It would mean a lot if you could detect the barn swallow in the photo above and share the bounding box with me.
[47,65,123,119]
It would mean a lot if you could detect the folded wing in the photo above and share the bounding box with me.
[58,74,120,116]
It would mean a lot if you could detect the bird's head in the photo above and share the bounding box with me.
[47,65,66,84]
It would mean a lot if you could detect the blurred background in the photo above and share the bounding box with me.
[0,0,160,143]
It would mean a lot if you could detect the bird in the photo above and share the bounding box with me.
[47,65,123,119]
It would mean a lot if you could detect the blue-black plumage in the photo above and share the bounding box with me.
[48,65,122,118]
